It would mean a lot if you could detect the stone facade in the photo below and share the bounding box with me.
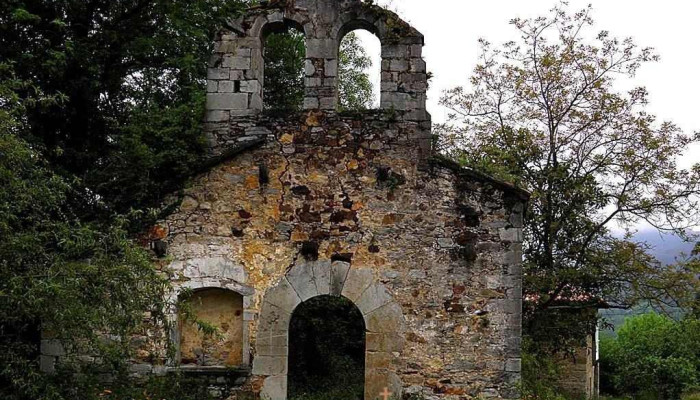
[154,107,527,399]
[41,1,528,399]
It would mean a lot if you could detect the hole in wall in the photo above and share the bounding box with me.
[263,22,306,112]
[331,253,353,263]
[300,241,319,261]
[338,29,381,111]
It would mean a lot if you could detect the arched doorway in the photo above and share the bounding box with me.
[253,260,405,400]
[288,295,365,400]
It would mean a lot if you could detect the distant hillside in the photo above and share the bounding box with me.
[600,229,696,336]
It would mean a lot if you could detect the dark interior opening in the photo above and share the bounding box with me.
[288,295,365,400]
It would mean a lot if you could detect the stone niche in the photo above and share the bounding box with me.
[179,288,245,366]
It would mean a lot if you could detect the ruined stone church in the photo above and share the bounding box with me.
[54,1,528,398]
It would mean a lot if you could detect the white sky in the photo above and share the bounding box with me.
[353,0,700,168]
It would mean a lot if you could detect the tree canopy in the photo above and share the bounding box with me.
[0,71,168,399]
[600,313,700,399]
[439,4,700,349]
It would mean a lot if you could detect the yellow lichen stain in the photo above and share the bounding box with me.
[179,289,244,366]
[241,240,269,273]
[305,110,322,127]
[427,358,444,371]
[244,175,259,190]
[291,230,309,242]
[308,172,329,184]
[279,133,295,144]
[359,175,377,185]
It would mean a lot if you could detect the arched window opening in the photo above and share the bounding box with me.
[288,295,365,400]
[338,29,381,111]
[178,288,244,367]
[263,23,306,112]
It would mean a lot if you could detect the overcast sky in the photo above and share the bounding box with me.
[353,0,700,168]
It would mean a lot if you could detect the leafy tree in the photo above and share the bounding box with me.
[2,0,377,215]
[0,66,169,399]
[0,0,248,215]
[600,313,700,399]
[264,29,307,111]
[439,4,700,350]
[520,340,568,400]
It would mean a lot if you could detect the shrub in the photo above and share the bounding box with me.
[600,313,700,399]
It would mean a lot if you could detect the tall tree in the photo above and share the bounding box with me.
[439,4,700,349]
[0,66,169,400]
[0,0,248,215]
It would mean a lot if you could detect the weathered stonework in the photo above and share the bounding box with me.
[204,0,431,159]
[154,107,527,399]
[41,1,528,399]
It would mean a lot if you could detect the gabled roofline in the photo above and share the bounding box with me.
[430,155,530,202]
[195,138,267,176]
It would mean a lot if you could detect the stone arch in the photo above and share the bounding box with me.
[332,10,427,116]
[253,260,406,400]
[248,13,313,40]
[205,1,432,154]
[258,18,308,111]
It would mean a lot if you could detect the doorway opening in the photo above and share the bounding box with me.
[288,295,366,400]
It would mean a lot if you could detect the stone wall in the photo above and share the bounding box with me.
[203,0,430,159]
[555,332,599,399]
[153,108,526,400]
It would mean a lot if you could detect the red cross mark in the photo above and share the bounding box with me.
[379,387,392,400]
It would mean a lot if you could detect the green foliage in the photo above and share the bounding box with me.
[50,372,220,400]
[0,0,248,215]
[520,340,568,400]
[439,3,700,349]
[600,313,700,399]
[263,29,376,112]
[177,288,223,338]
[264,29,307,111]
[0,129,169,399]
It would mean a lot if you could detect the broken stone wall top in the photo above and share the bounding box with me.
[205,0,431,156]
